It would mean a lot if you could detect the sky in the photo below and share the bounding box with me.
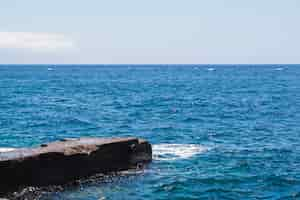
[0,0,300,64]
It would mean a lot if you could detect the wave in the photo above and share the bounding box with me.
[67,117,95,127]
[207,68,216,71]
[0,148,16,153]
[152,144,209,161]
[274,67,285,71]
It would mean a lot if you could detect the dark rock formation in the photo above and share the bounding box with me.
[0,137,152,195]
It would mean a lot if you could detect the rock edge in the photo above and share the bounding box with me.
[0,137,152,195]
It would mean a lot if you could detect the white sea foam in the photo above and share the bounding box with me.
[0,148,16,153]
[274,67,284,71]
[207,68,216,71]
[152,144,209,161]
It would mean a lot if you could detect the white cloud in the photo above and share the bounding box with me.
[0,32,75,52]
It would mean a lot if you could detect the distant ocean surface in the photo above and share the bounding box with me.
[1,64,300,199]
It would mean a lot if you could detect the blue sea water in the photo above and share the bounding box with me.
[1,64,300,199]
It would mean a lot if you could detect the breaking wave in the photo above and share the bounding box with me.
[0,148,16,153]
[152,144,209,161]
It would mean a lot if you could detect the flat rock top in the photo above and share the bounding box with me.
[0,137,140,162]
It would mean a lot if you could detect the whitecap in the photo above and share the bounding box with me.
[274,67,284,71]
[152,144,209,161]
[0,148,16,153]
[207,68,215,71]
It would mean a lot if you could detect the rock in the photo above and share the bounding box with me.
[0,137,152,195]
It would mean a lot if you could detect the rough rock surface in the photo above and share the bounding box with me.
[0,137,152,195]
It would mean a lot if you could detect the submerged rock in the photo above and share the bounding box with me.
[0,137,152,195]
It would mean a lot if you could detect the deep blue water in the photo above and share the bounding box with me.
[1,64,300,199]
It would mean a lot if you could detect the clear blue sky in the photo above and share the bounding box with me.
[0,0,300,64]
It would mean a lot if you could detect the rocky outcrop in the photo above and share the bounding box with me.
[0,137,152,195]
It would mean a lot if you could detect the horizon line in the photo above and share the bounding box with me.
[0,64,299,66]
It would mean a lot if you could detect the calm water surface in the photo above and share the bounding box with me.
[1,65,300,199]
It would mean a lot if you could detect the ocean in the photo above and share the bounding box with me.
[0,64,300,199]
